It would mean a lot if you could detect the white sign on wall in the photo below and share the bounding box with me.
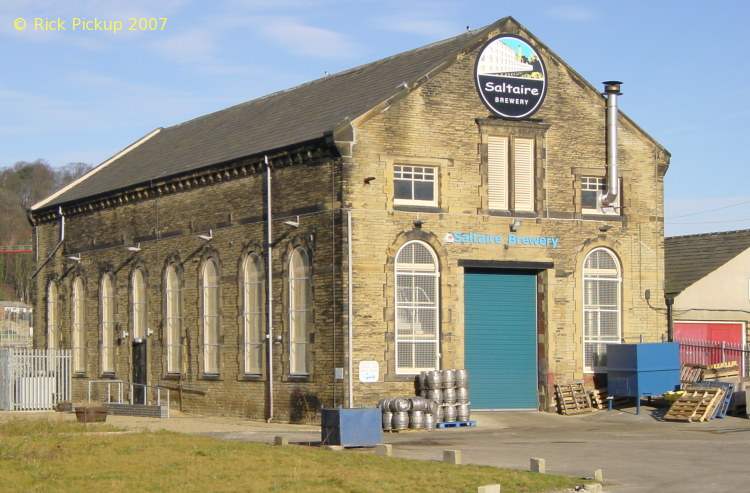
[359,361,379,383]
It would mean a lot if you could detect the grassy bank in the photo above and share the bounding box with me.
[0,418,584,492]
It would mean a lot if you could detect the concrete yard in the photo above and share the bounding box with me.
[3,405,749,492]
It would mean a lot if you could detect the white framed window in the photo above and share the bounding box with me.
[488,136,535,212]
[101,273,116,374]
[243,254,264,375]
[46,281,59,349]
[131,269,147,340]
[165,264,182,374]
[582,176,620,215]
[202,259,221,374]
[583,248,622,372]
[72,277,86,373]
[395,241,439,374]
[289,248,311,375]
[394,165,438,207]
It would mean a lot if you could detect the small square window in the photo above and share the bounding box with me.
[582,177,620,215]
[394,165,437,207]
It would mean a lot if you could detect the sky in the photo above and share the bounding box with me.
[1,0,748,237]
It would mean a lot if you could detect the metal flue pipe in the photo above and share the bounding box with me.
[600,81,622,207]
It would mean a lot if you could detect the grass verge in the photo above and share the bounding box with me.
[0,418,585,492]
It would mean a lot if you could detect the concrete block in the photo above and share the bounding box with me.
[322,445,345,451]
[443,449,462,464]
[584,483,602,492]
[375,443,392,456]
[274,435,288,446]
[593,469,603,482]
[530,457,545,473]
[477,485,501,493]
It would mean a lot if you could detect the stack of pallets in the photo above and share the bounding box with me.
[555,383,593,415]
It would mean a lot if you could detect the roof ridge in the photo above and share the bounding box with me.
[667,228,750,240]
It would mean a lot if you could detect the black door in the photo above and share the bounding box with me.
[132,339,147,404]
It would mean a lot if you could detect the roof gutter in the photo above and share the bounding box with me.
[600,81,622,207]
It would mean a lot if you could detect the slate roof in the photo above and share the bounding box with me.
[665,229,750,296]
[33,19,516,212]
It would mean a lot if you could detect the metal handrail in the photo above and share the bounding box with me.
[87,380,171,418]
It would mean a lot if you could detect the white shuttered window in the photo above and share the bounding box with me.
[487,135,535,212]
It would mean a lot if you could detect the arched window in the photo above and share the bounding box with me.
[202,259,221,374]
[132,269,147,339]
[46,281,59,350]
[289,248,311,375]
[165,264,182,374]
[243,254,263,375]
[583,248,622,372]
[395,241,440,373]
[101,273,116,374]
[72,277,86,373]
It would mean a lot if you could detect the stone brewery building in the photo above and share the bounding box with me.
[29,17,670,420]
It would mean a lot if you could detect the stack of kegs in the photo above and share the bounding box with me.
[379,396,439,431]
[419,369,470,423]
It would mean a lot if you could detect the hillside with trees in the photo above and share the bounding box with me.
[0,160,92,302]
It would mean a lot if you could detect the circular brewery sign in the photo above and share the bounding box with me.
[475,34,547,119]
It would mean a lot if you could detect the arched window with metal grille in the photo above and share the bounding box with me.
[394,240,440,374]
[583,247,622,372]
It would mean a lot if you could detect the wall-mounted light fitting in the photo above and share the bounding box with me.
[198,229,213,241]
[67,254,81,263]
[283,216,300,228]
[125,243,141,252]
[510,219,523,232]
[119,331,129,340]
[364,176,376,185]
[146,328,154,337]
[413,218,427,228]
[599,224,614,232]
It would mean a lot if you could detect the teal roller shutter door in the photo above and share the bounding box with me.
[464,270,538,409]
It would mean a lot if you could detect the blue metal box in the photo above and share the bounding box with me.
[320,408,382,447]
[606,343,681,413]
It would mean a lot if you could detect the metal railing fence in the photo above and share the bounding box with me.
[677,338,750,378]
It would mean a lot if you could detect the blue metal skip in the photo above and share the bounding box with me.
[464,270,538,409]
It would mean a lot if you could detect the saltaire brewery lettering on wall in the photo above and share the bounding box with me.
[475,34,547,118]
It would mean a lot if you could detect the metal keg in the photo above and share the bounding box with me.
[409,396,427,412]
[442,387,456,404]
[454,369,469,388]
[436,405,445,423]
[456,386,469,404]
[441,369,456,389]
[419,371,429,390]
[424,412,437,430]
[389,397,411,413]
[425,399,439,415]
[379,397,392,411]
[392,411,409,430]
[426,370,442,389]
[409,410,425,429]
[456,404,470,422]
[382,411,393,430]
[427,388,443,404]
[443,404,457,423]
[419,389,428,399]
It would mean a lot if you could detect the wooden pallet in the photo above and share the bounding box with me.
[664,387,725,422]
[555,383,593,415]
[680,365,703,388]
[691,381,735,418]
[588,388,630,410]
[702,362,739,381]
